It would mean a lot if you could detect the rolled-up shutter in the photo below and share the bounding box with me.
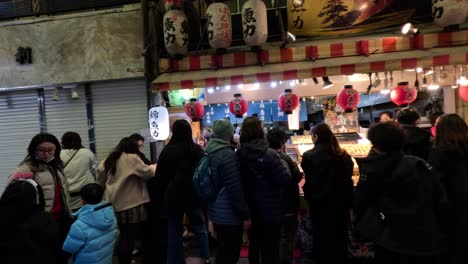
[44,87,89,148]
[0,90,41,191]
[92,79,151,162]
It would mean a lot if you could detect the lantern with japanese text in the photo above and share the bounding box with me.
[163,0,182,11]
[278,89,300,114]
[184,98,205,121]
[390,82,418,106]
[459,85,468,102]
[206,3,232,51]
[241,0,268,48]
[337,85,360,112]
[163,10,189,58]
[432,0,468,28]
[149,106,170,141]
[229,93,249,118]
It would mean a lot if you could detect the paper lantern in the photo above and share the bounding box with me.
[278,89,300,114]
[149,106,170,141]
[337,85,360,112]
[390,82,418,106]
[163,0,182,11]
[206,3,232,51]
[229,93,249,118]
[432,0,468,28]
[184,98,205,121]
[459,85,468,102]
[163,10,189,58]
[241,0,268,47]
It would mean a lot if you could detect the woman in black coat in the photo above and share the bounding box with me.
[0,179,59,264]
[429,114,468,264]
[301,123,354,264]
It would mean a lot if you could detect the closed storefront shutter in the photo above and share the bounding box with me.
[44,87,89,148]
[0,90,41,191]
[92,79,151,162]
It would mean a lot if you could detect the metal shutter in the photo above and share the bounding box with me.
[0,90,41,191]
[44,87,89,148]
[92,79,151,162]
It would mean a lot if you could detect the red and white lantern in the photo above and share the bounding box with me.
[459,85,468,102]
[432,0,468,28]
[206,3,232,51]
[337,85,360,112]
[278,89,299,114]
[390,82,418,106]
[229,93,249,118]
[241,0,268,47]
[163,10,189,58]
[184,98,205,121]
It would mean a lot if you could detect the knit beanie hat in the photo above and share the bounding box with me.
[212,119,234,141]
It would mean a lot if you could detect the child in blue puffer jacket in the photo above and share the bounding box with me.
[63,183,117,264]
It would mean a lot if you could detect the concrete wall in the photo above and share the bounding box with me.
[0,5,144,89]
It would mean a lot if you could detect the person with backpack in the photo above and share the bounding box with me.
[301,123,354,264]
[62,183,117,264]
[429,114,468,264]
[237,117,291,264]
[354,122,447,264]
[200,119,251,264]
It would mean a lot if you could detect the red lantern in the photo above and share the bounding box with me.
[390,82,418,106]
[459,85,468,102]
[278,89,300,114]
[337,85,360,112]
[229,93,248,118]
[184,98,205,121]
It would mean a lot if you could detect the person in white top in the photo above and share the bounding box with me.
[60,132,98,211]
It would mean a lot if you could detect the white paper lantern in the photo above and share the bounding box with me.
[432,0,468,28]
[206,3,232,50]
[163,10,189,58]
[149,106,170,141]
[241,0,268,47]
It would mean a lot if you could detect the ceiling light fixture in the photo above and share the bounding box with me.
[322,76,334,89]
[401,23,419,37]
[207,87,214,94]
[380,71,391,95]
[52,87,61,101]
[270,81,277,88]
[312,77,319,85]
[281,32,296,48]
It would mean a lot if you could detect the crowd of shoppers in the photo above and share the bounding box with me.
[2,107,468,264]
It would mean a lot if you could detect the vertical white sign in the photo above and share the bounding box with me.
[149,106,170,141]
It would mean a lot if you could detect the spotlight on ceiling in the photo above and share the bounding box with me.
[270,81,277,88]
[52,87,61,101]
[401,23,419,37]
[312,77,319,85]
[322,77,334,89]
[281,32,296,48]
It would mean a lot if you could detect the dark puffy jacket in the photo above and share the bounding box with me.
[206,138,250,225]
[278,151,302,215]
[429,147,468,263]
[355,153,447,256]
[401,125,432,160]
[237,139,291,224]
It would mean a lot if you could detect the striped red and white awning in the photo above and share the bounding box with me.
[153,30,468,91]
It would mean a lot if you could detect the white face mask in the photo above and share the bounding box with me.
[36,156,55,163]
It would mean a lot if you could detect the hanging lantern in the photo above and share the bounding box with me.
[432,0,468,28]
[163,0,182,11]
[459,85,468,102]
[278,89,299,114]
[149,106,170,141]
[337,85,360,112]
[229,93,249,118]
[206,3,232,51]
[163,10,189,58]
[184,98,205,121]
[241,0,268,48]
[390,82,418,106]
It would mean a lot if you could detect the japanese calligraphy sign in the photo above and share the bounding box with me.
[163,10,189,58]
[207,3,232,50]
[149,106,170,141]
[242,0,268,47]
[287,0,396,36]
[432,0,468,28]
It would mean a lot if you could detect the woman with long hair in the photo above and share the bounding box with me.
[97,137,156,264]
[0,179,59,264]
[60,131,98,211]
[429,114,468,264]
[11,133,71,264]
[301,123,354,263]
[237,117,291,264]
[153,119,210,264]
